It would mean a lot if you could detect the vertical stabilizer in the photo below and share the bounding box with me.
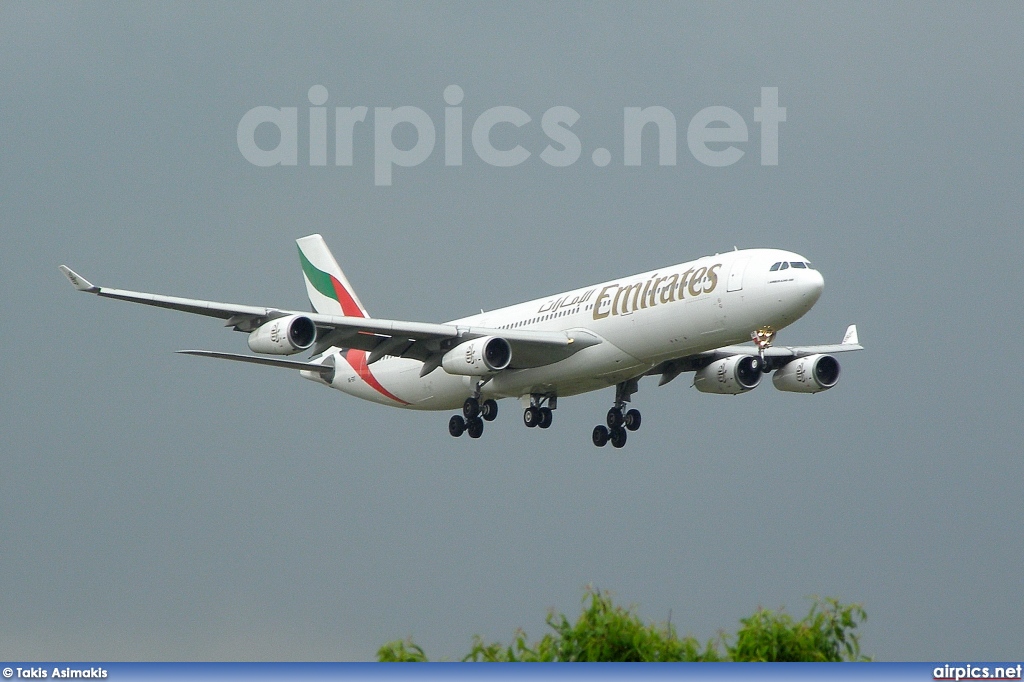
[296,234,370,318]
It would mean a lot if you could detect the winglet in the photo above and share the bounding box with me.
[841,324,859,346]
[59,265,99,292]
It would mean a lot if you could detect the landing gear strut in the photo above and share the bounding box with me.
[752,326,776,372]
[593,378,641,448]
[523,394,555,429]
[449,379,497,438]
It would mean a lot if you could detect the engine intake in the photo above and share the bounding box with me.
[247,314,317,355]
[693,355,763,394]
[772,354,841,393]
[441,336,512,376]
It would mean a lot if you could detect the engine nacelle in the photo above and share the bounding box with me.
[247,314,317,355]
[441,336,512,376]
[772,354,841,393]
[693,355,763,394]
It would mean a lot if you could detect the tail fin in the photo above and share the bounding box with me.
[296,234,369,318]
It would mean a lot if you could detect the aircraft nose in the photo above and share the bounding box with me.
[804,268,825,301]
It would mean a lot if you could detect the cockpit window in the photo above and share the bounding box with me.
[779,262,789,270]
[790,261,806,269]
[769,262,781,271]
[804,262,813,269]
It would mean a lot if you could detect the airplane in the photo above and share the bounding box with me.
[60,234,862,448]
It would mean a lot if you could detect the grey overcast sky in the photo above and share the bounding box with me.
[2,1,1022,661]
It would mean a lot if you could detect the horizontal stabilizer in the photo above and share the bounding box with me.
[177,350,334,374]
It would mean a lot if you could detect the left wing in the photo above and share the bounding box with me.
[706,324,862,359]
[59,266,600,371]
[649,325,863,385]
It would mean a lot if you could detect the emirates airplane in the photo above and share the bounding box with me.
[61,234,862,448]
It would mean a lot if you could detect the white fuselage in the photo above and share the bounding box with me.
[304,248,825,410]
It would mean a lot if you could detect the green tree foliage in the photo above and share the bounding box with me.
[377,589,868,662]
[730,597,868,662]
[377,639,428,662]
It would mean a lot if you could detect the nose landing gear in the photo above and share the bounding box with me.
[752,327,776,371]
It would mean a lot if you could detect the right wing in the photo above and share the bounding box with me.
[648,325,863,385]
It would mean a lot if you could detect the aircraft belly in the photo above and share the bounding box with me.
[488,341,647,399]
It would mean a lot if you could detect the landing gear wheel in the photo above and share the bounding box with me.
[481,399,498,421]
[467,417,484,439]
[606,407,624,429]
[610,426,627,448]
[448,415,466,437]
[624,409,642,432]
[523,406,540,428]
[463,397,480,419]
[538,407,553,429]
[592,425,609,447]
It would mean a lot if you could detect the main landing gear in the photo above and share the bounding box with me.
[523,394,555,430]
[449,380,498,439]
[592,378,641,448]
[449,396,498,438]
[448,378,648,447]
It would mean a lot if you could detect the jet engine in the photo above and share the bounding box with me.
[441,336,512,376]
[693,355,763,394]
[772,354,840,393]
[247,314,317,355]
